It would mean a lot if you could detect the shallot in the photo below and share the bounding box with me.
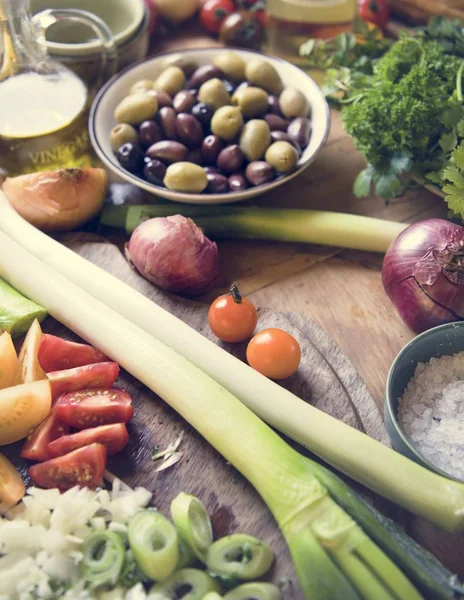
[125,215,220,296]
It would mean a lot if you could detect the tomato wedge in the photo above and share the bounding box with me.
[15,319,45,384]
[0,332,17,390]
[38,334,109,373]
[48,423,129,457]
[55,388,133,429]
[29,443,107,491]
[21,411,69,462]
[0,454,25,508]
[0,380,52,445]
[47,362,119,400]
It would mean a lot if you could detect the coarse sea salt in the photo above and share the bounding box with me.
[398,350,464,481]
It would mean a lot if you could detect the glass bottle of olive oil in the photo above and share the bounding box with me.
[0,0,113,176]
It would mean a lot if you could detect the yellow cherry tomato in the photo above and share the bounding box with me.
[208,283,258,343]
[246,328,301,380]
[0,453,25,508]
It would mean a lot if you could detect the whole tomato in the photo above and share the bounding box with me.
[201,0,237,34]
[220,11,264,49]
[358,0,389,30]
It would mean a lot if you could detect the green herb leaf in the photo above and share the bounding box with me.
[440,130,458,153]
[374,172,403,199]
[353,167,373,197]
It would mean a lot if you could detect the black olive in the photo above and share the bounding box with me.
[116,143,143,173]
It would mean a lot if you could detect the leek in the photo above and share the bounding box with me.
[0,230,425,600]
[1,193,463,536]
[223,583,280,599]
[205,534,274,580]
[0,277,47,338]
[149,568,219,598]
[128,510,179,581]
[82,530,125,590]
[100,204,408,254]
[171,493,213,562]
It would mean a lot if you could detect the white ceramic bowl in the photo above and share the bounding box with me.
[90,48,331,205]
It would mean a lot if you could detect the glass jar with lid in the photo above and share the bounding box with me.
[266,0,358,67]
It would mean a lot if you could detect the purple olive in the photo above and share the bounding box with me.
[191,103,215,128]
[223,80,236,95]
[186,148,204,165]
[188,65,224,89]
[116,143,143,173]
[146,140,187,164]
[206,172,229,194]
[217,145,245,174]
[158,107,178,140]
[264,114,289,132]
[270,130,302,155]
[202,135,225,165]
[138,120,163,149]
[173,90,197,114]
[268,95,283,116]
[149,89,173,108]
[287,117,312,148]
[143,159,167,185]
[176,113,203,149]
[245,161,274,186]
[228,173,248,192]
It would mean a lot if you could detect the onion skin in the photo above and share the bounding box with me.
[382,219,464,333]
[125,215,220,296]
[2,168,107,232]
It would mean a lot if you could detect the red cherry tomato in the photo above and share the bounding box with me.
[47,362,120,400]
[21,411,69,462]
[55,388,134,429]
[201,0,236,34]
[208,284,258,343]
[38,334,109,373]
[29,443,107,491]
[358,0,389,30]
[246,328,301,380]
[236,0,266,25]
[48,423,129,458]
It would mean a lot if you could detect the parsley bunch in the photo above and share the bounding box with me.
[303,17,464,214]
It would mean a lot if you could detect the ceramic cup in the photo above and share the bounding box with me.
[30,0,149,88]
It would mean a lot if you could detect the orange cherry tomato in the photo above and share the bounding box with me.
[246,328,301,380]
[0,453,25,508]
[208,283,258,343]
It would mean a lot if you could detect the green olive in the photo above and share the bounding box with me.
[224,582,281,600]
[211,106,244,141]
[245,59,283,95]
[239,119,271,162]
[114,93,158,125]
[265,141,298,172]
[149,568,219,600]
[279,88,310,119]
[198,78,231,111]
[213,51,246,81]
[129,79,154,94]
[161,56,199,79]
[109,123,138,150]
[164,162,208,193]
[233,86,269,118]
[154,66,186,97]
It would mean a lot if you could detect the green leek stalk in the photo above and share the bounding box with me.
[100,204,408,254]
[0,277,47,338]
[0,230,423,600]
[1,193,463,538]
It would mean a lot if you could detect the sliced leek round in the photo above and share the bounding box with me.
[148,567,219,599]
[206,534,274,580]
[171,492,213,562]
[82,530,125,590]
[223,582,281,600]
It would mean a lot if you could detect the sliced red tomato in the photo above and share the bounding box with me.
[48,423,129,457]
[39,334,109,373]
[21,411,69,462]
[29,443,107,491]
[55,388,133,429]
[47,362,119,400]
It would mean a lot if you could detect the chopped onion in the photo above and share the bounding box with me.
[125,215,220,296]
[382,219,464,333]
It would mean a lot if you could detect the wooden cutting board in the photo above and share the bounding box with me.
[4,237,388,600]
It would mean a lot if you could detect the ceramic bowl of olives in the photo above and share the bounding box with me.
[90,47,330,204]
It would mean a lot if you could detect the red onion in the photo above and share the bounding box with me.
[125,215,220,296]
[382,219,464,333]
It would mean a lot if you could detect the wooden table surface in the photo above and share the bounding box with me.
[145,23,464,582]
